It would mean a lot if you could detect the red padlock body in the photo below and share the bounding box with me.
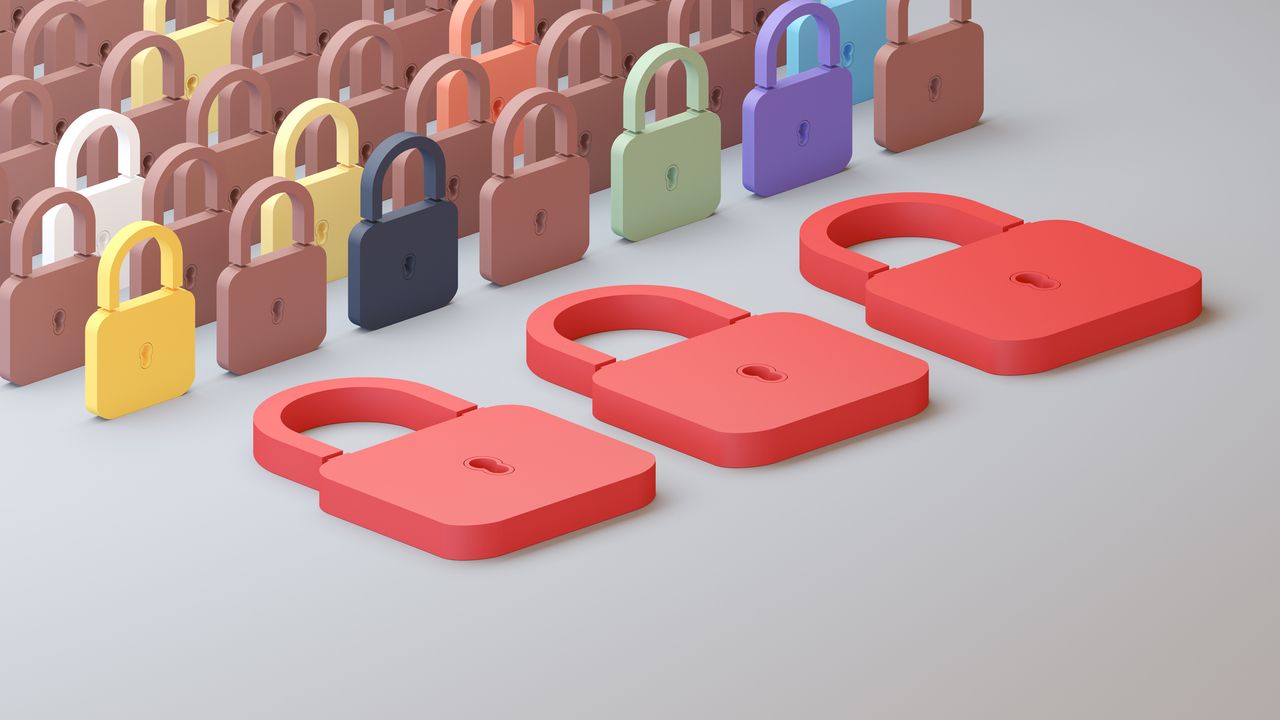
[480,154,589,285]
[208,133,275,209]
[392,120,492,238]
[440,43,538,129]
[0,254,99,385]
[482,0,582,49]
[528,77,623,192]
[863,220,1203,375]
[34,63,102,139]
[874,21,983,153]
[318,404,657,560]
[77,0,143,63]
[655,30,754,148]
[129,210,231,327]
[216,244,327,375]
[387,8,450,84]
[222,54,319,139]
[592,312,930,467]
[313,0,364,49]
[87,98,187,185]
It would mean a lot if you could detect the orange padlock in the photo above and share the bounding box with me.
[185,65,277,210]
[654,0,756,148]
[10,1,102,142]
[225,0,321,139]
[0,76,56,233]
[440,0,538,130]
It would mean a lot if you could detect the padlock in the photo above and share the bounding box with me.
[654,0,755,148]
[702,0,780,40]
[799,193,1204,375]
[440,0,538,130]
[263,98,363,282]
[350,132,458,330]
[526,284,930,467]
[0,188,100,385]
[132,0,234,122]
[71,0,144,65]
[310,0,363,53]
[217,176,326,374]
[786,0,885,104]
[480,88,587,285]
[224,0,321,139]
[364,0,450,88]
[603,1,667,107]
[0,77,56,238]
[10,1,102,140]
[85,220,195,419]
[395,53,494,238]
[528,9,624,192]
[186,65,277,213]
[481,0,583,49]
[874,0,982,152]
[743,0,851,197]
[611,43,720,241]
[252,376,657,560]
[128,143,230,327]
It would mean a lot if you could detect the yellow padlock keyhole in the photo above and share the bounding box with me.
[132,1,233,130]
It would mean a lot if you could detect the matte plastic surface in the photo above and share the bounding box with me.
[132,0,234,123]
[786,0,885,104]
[0,77,57,239]
[11,2,103,144]
[440,0,539,132]
[223,0,321,140]
[185,64,277,209]
[654,0,754,148]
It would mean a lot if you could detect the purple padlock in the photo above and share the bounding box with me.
[742,0,853,197]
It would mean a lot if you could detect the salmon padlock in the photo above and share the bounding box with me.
[217,177,326,375]
[874,0,983,152]
[480,88,589,285]
[0,189,100,386]
[132,0,234,123]
[185,65,277,211]
[224,0,321,140]
[440,0,539,131]
[252,377,657,560]
[363,0,451,88]
[479,0,584,50]
[11,2,103,143]
[526,285,930,467]
[0,78,57,265]
[798,193,1204,374]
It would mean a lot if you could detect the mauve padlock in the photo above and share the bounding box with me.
[217,176,326,375]
[11,2,101,142]
[186,64,276,210]
[224,0,321,139]
[654,0,756,148]
[72,0,144,65]
[310,0,362,52]
[702,0,778,45]
[0,77,56,235]
[365,0,451,88]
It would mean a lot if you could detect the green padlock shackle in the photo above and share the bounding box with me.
[622,43,709,134]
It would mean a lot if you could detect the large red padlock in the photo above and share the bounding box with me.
[252,376,657,560]
[654,0,755,148]
[395,53,494,238]
[185,64,277,210]
[224,0,321,139]
[0,76,56,230]
[0,187,99,385]
[799,193,1204,374]
[365,0,451,88]
[10,1,102,140]
[527,285,930,467]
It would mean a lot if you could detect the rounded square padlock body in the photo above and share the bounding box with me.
[208,133,275,209]
[388,10,450,84]
[874,21,983,152]
[743,65,852,196]
[440,44,539,130]
[529,79,624,193]
[611,110,720,241]
[592,312,930,467]
[85,289,195,419]
[393,122,493,239]
[264,165,363,281]
[220,55,320,139]
[217,245,327,375]
[318,405,657,560]
[0,256,98,385]
[786,0,887,105]
[480,155,589,285]
[606,0,667,109]
[39,65,103,144]
[656,32,755,148]
[130,211,232,327]
[865,221,1204,375]
[304,89,406,184]
[0,145,55,226]
[45,176,145,291]
[87,99,188,185]
[133,20,234,108]
[349,201,460,330]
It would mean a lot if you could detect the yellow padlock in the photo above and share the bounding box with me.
[131,0,234,129]
[264,99,363,282]
[85,221,196,420]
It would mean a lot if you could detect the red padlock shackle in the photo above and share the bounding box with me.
[12,1,94,74]
[227,176,315,267]
[798,192,1023,304]
[526,285,751,397]
[100,31,186,107]
[142,142,225,223]
[253,377,478,490]
[318,20,404,99]
[232,0,320,66]
[536,10,624,89]
[405,54,492,130]
[887,0,972,45]
[10,187,95,278]
[0,75,56,145]
[491,88,578,177]
[187,65,275,144]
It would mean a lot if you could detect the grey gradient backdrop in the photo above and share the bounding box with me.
[2,0,1277,717]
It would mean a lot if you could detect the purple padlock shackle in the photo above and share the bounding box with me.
[754,0,842,88]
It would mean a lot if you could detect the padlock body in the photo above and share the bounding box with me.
[656,31,755,148]
[393,121,493,238]
[388,9,449,84]
[319,405,657,560]
[216,245,327,375]
[45,176,145,262]
[593,312,930,467]
[312,0,363,50]
[39,65,103,145]
[0,145,55,228]
[743,65,852,196]
[129,210,231,327]
[87,99,188,185]
[439,43,538,130]
[133,19,234,111]
[85,288,195,419]
[865,220,1203,375]
[0,256,99,385]
[480,155,589,286]
[264,165,363,281]
[209,133,275,210]
[221,54,319,139]
[79,0,145,60]
[786,0,886,104]
[529,79,624,193]
[611,110,720,241]
[349,201,459,330]
[874,21,983,152]
[607,0,666,109]
[304,88,406,186]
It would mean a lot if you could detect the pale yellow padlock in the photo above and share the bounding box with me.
[85,221,195,420]
[264,99,363,282]
[131,0,233,130]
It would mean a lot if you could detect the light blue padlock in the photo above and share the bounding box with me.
[785,0,886,104]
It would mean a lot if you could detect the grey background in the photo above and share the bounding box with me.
[2,0,1277,717]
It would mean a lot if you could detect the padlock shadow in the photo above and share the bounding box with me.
[873,116,998,156]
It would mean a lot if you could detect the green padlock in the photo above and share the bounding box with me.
[611,43,721,242]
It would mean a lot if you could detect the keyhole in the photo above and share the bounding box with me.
[12,8,24,26]
[840,41,855,67]
[273,109,285,129]
[185,74,200,97]
[465,456,514,475]
[10,198,21,220]
[738,363,787,383]
[270,298,286,324]
[139,342,154,370]
[141,153,154,173]
[231,0,244,12]
[623,53,636,72]
[492,97,505,116]
[665,164,679,191]
[709,86,723,112]
[533,209,547,235]
[797,120,810,147]
[51,308,66,336]
[317,31,330,48]
[446,175,460,201]
[183,264,197,289]
[404,64,417,83]
[98,42,111,62]
[54,119,67,139]
[315,219,328,246]
[1011,271,1061,290]
[535,19,549,39]
[754,9,766,28]
[229,187,242,207]
[402,254,417,279]
[97,230,111,253]
[929,75,942,102]
[577,131,591,156]
[360,142,373,163]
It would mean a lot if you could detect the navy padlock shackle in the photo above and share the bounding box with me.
[754,0,841,89]
[888,0,973,44]
[360,132,449,222]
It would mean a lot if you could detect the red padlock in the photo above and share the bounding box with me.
[225,0,321,139]
[364,0,450,88]
[0,76,56,229]
[527,285,930,467]
[11,1,101,141]
[654,0,755,148]
[799,193,1204,375]
[253,377,657,560]
[185,64,277,210]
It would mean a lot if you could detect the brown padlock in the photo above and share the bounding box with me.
[11,1,102,143]
[874,0,983,152]
[0,187,99,385]
[186,64,277,210]
[395,54,493,238]
[127,143,229,326]
[66,0,143,69]
[0,76,57,230]
[225,0,321,139]
[216,175,326,375]
[311,0,363,53]
[655,0,755,148]
[700,0,777,47]
[364,0,450,88]
[528,9,622,193]
[479,87,587,285]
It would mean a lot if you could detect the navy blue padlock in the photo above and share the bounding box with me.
[349,132,459,330]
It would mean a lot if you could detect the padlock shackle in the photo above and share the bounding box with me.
[228,176,316,266]
[10,188,95,278]
[97,221,184,310]
[55,109,142,188]
[623,43,708,133]
[144,0,231,31]
[0,76,56,145]
[799,192,1023,304]
[12,1,93,74]
[405,54,492,130]
[187,65,275,144]
[361,132,447,220]
[253,377,478,491]
[231,0,319,66]
[754,0,840,89]
[526,285,751,397]
[318,20,405,100]
[536,10,624,90]
[274,98,361,176]
[142,143,225,223]
[449,0,536,55]
[491,88,578,177]
[669,0,751,44]
[101,31,187,107]
[888,0,972,45]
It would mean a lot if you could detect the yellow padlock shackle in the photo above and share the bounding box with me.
[273,98,361,177]
[97,221,184,311]
[144,0,231,31]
